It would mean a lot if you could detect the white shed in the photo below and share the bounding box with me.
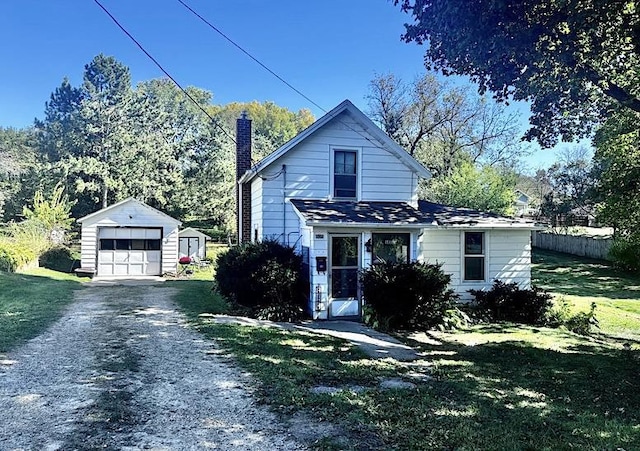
[77,198,181,277]
[178,227,210,259]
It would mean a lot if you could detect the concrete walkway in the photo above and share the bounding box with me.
[210,316,420,361]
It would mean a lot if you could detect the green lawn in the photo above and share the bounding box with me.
[533,249,640,341]
[173,248,640,450]
[1,248,637,449]
[0,268,83,353]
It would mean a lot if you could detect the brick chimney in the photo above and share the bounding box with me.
[236,111,252,244]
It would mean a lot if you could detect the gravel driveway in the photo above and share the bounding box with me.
[0,283,308,450]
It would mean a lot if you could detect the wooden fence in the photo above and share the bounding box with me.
[531,231,613,261]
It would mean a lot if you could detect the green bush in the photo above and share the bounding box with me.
[470,280,553,325]
[0,239,38,272]
[564,302,599,335]
[215,240,309,317]
[360,261,458,331]
[39,246,80,273]
[609,237,640,272]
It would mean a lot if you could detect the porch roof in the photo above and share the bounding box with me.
[290,199,539,229]
[290,199,432,227]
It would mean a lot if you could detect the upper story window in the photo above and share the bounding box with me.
[464,231,485,281]
[333,150,357,199]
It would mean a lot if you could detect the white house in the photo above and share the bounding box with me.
[236,100,538,320]
[179,227,210,259]
[77,198,181,277]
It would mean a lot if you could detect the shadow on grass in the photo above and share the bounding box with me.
[0,271,82,353]
[397,331,640,450]
[533,249,640,300]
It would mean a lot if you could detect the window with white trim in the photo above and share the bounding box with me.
[333,150,357,199]
[464,232,485,281]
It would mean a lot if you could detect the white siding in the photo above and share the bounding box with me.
[253,110,421,242]
[79,199,180,275]
[419,229,532,299]
[250,177,263,241]
[178,229,208,259]
[419,229,462,288]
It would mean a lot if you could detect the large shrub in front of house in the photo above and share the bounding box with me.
[0,239,37,272]
[360,261,458,331]
[215,240,309,320]
[469,280,553,325]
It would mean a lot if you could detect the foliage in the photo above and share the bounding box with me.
[0,127,39,220]
[593,110,640,244]
[39,246,80,273]
[367,72,526,177]
[256,304,306,322]
[22,184,74,242]
[470,280,553,325]
[608,237,640,273]
[423,160,517,215]
[564,302,600,335]
[539,147,596,227]
[360,261,458,331]
[215,240,308,316]
[33,55,314,229]
[0,238,38,272]
[437,307,472,331]
[395,0,640,147]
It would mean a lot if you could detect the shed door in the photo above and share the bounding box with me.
[179,237,200,259]
[97,228,162,276]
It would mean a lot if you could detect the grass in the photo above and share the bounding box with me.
[0,268,83,353]
[172,248,640,450]
[533,249,640,341]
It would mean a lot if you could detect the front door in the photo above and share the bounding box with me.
[329,234,361,318]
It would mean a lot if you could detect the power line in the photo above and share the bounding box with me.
[176,0,328,116]
[93,0,236,144]
[175,0,392,153]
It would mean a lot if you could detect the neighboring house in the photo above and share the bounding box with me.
[236,100,538,320]
[514,190,538,217]
[179,227,210,260]
[77,198,181,277]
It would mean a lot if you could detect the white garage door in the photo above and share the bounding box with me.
[97,228,162,276]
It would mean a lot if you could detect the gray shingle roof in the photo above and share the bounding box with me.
[290,199,536,228]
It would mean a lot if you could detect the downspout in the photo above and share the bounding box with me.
[282,164,287,244]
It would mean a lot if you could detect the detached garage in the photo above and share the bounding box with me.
[77,198,181,277]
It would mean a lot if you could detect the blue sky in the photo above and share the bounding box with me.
[1,0,565,169]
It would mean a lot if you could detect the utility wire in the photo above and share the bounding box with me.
[176,0,392,153]
[93,0,236,145]
[176,0,328,116]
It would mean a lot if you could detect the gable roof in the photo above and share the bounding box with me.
[238,99,431,184]
[179,227,211,239]
[77,197,181,225]
[290,199,539,229]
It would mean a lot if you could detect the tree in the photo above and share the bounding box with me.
[423,161,517,215]
[36,54,134,215]
[367,73,526,177]
[0,127,39,220]
[539,147,595,227]
[395,0,640,147]
[22,184,74,243]
[593,110,640,237]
